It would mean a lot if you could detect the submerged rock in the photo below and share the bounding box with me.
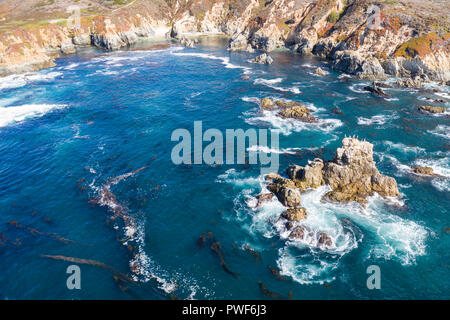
[251,53,273,65]
[419,105,446,114]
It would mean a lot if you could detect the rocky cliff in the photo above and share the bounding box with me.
[0,0,449,81]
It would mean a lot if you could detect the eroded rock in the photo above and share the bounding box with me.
[419,105,446,114]
[280,207,307,222]
[251,53,273,65]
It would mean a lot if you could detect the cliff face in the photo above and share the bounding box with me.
[0,0,449,81]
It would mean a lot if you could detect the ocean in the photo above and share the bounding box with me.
[0,37,448,299]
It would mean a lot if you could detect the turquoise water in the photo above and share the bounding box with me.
[0,38,448,299]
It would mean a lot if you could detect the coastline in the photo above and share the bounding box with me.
[0,0,448,84]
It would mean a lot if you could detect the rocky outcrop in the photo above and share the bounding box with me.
[280,207,307,222]
[418,105,447,114]
[0,0,449,81]
[259,98,317,122]
[363,82,390,98]
[267,178,301,208]
[412,166,435,176]
[268,137,399,206]
[278,105,317,122]
[251,53,273,65]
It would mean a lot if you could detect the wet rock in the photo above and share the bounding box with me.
[314,67,327,76]
[180,37,195,48]
[412,166,435,176]
[278,105,317,122]
[287,159,324,191]
[260,98,275,110]
[363,82,390,98]
[317,232,333,247]
[60,39,76,54]
[267,178,301,207]
[289,226,306,240]
[418,105,446,114]
[280,207,307,222]
[251,53,273,65]
[256,193,274,207]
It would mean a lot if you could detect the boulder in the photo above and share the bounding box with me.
[418,105,446,114]
[267,178,301,207]
[363,82,390,98]
[322,137,399,204]
[180,37,195,48]
[314,67,327,76]
[278,105,317,122]
[280,207,307,222]
[317,232,333,247]
[412,166,434,176]
[289,226,307,240]
[256,193,274,207]
[251,53,273,65]
[260,98,275,110]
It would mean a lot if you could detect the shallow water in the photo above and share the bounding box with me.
[0,37,448,299]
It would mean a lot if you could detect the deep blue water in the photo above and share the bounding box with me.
[0,37,448,299]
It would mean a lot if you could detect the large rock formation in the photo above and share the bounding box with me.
[270,137,400,206]
[259,98,317,122]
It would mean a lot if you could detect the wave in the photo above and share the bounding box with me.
[245,108,342,136]
[0,104,67,128]
[254,78,301,94]
[171,50,252,74]
[430,125,450,140]
[0,71,62,91]
[357,113,399,126]
[381,141,426,155]
[224,168,428,284]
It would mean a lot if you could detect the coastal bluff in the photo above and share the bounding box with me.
[0,0,448,82]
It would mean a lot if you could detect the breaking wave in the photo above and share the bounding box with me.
[0,104,67,128]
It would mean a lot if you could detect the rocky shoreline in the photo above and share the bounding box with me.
[259,137,400,248]
[0,0,448,83]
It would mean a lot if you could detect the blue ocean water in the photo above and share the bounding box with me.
[0,37,448,299]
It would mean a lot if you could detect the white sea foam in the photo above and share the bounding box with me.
[254,78,301,94]
[357,113,399,126]
[0,104,67,128]
[430,125,450,140]
[245,109,342,136]
[0,71,62,91]
[171,50,252,74]
[382,141,426,155]
[229,175,428,284]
